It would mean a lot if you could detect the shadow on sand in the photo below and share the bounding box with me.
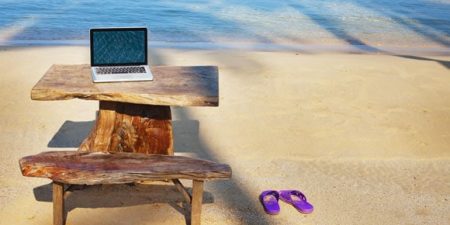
[47,120,93,148]
[45,110,271,224]
[33,182,214,224]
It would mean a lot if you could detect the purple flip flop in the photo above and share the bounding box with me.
[259,190,281,215]
[279,190,314,214]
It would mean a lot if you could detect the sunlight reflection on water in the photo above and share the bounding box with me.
[0,0,449,49]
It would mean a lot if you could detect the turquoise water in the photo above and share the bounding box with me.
[0,0,449,50]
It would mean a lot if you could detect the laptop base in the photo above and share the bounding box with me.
[91,65,153,83]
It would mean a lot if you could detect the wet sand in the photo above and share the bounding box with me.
[0,46,449,224]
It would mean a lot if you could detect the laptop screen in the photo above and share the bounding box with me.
[90,28,147,66]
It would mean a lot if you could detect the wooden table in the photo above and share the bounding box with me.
[29,64,224,225]
[32,64,218,155]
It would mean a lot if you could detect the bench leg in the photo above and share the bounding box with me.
[191,180,204,225]
[53,182,65,225]
[172,179,192,204]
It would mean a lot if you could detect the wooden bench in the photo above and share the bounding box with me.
[20,65,230,225]
[20,151,231,225]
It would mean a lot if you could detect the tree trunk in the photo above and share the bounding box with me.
[79,101,173,155]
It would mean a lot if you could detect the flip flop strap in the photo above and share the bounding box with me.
[290,190,307,201]
[261,190,280,200]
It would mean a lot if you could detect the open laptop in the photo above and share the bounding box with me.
[90,27,153,82]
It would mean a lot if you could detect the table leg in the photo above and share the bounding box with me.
[79,101,173,155]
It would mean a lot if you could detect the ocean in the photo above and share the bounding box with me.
[1,0,449,51]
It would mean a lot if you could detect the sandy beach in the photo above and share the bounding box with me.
[0,46,449,225]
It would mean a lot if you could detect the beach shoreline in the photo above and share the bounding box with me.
[1,40,450,56]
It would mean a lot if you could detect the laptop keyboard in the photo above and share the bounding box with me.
[96,66,146,74]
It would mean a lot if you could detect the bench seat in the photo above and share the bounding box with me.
[19,151,232,184]
[19,151,231,225]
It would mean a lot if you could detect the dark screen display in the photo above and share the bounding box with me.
[91,29,146,66]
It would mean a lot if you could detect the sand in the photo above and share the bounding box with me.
[0,46,449,225]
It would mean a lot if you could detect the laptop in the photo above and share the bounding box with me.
[90,27,153,83]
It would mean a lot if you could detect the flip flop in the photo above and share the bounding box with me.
[259,190,281,215]
[279,190,314,214]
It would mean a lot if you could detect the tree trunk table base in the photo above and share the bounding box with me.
[79,101,173,155]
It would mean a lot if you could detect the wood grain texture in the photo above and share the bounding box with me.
[172,179,192,204]
[31,64,219,106]
[191,180,204,225]
[19,151,232,185]
[53,182,64,225]
[79,101,173,155]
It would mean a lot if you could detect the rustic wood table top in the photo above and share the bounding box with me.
[31,64,219,106]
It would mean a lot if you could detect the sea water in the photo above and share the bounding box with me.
[0,0,449,51]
